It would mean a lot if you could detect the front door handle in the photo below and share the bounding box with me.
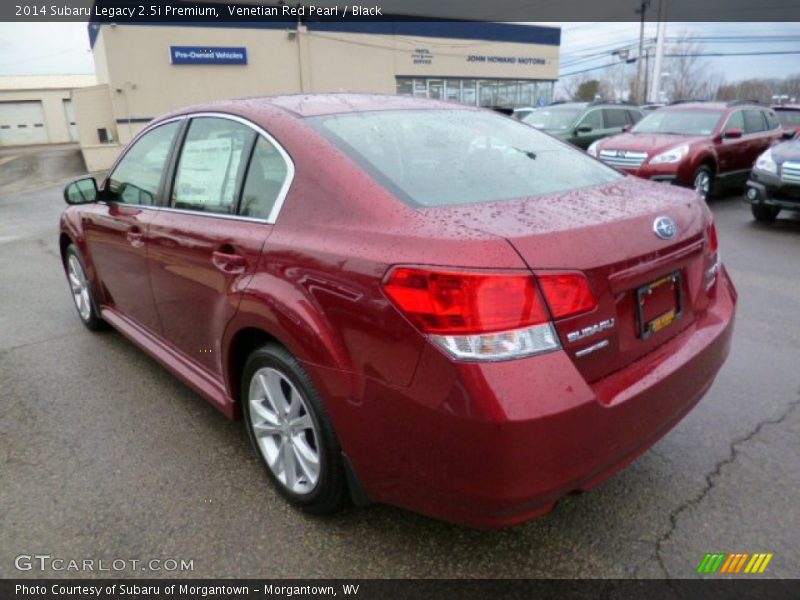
[126,225,144,247]
[212,246,247,274]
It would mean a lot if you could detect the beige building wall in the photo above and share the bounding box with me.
[85,23,559,169]
[72,84,119,173]
[0,75,96,146]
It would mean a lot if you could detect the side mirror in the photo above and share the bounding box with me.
[63,177,99,205]
[781,129,797,140]
[575,125,592,134]
[723,128,743,139]
[622,124,633,133]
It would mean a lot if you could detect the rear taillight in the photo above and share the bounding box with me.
[706,220,719,254]
[704,218,721,290]
[383,267,596,361]
[536,272,598,319]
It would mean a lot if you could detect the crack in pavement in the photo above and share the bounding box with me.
[651,390,800,578]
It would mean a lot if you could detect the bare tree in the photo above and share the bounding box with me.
[661,33,723,102]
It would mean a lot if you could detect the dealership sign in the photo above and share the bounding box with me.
[169,46,247,65]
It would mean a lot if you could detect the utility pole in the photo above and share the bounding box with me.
[634,0,650,104]
[648,0,668,103]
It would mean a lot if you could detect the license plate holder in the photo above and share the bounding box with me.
[636,271,683,340]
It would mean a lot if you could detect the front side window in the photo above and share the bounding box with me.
[107,121,180,205]
[725,110,744,132]
[240,136,290,220]
[578,110,603,130]
[633,109,724,136]
[309,109,622,208]
[171,117,255,215]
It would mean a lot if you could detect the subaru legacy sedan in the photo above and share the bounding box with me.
[60,94,736,527]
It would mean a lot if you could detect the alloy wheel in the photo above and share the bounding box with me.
[67,254,92,322]
[694,171,711,198]
[248,367,321,495]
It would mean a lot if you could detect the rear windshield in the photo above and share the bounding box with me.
[308,109,622,208]
[776,110,800,127]
[522,107,583,130]
[632,109,724,136]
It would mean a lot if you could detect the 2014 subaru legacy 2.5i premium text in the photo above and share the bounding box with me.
[59,94,736,527]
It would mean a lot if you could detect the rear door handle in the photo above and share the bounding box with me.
[212,246,247,273]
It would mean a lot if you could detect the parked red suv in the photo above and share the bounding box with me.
[59,95,736,527]
[588,101,783,199]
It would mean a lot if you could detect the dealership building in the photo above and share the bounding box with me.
[73,19,561,170]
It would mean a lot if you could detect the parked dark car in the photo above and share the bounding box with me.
[589,101,784,200]
[745,136,800,222]
[59,94,736,527]
[521,101,644,149]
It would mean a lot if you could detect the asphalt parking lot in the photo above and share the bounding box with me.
[1,174,798,579]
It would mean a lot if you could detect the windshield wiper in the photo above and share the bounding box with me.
[512,147,537,160]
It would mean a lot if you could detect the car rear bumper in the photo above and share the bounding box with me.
[308,267,737,527]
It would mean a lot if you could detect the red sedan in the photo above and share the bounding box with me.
[59,94,736,527]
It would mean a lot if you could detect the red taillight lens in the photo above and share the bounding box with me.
[706,220,719,254]
[537,272,597,319]
[383,267,549,334]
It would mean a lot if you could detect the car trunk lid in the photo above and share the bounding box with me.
[426,177,715,384]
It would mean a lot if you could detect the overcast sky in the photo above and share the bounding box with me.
[0,21,798,82]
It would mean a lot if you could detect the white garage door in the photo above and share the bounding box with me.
[0,101,49,146]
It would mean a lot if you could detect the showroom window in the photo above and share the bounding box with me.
[396,77,554,108]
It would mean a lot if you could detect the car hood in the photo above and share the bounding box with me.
[771,139,800,163]
[598,133,706,156]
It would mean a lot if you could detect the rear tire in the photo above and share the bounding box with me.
[242,343,347,514]
[692,165,714,200]
[65,244,104,331]
[751,204,780,223]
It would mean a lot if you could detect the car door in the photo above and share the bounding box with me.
[147,115,292,376]
[715,110,748,176]
[81,119,182,334]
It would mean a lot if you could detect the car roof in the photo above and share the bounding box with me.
[159,93,476,120]
[250,93,470,117]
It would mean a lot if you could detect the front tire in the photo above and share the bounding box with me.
[693,165,714,200]
[242,343,347,514]
[65,244,104,330]
[751,204,780,223]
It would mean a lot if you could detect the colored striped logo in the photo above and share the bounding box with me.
[696,553,773,574]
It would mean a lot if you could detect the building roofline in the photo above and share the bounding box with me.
[88,16,560,49]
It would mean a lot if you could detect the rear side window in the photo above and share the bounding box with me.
[603,109,628,129]
[107,121,180,205]
[171,117,255,215]
[627,110,644,124]
[743,110,767,134]
[765,111,780,130]
[240,136,289,220]
[309,109,622,208]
